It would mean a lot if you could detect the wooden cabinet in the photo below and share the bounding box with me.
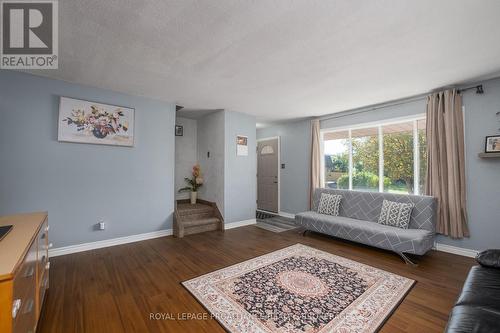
[0,212,50,333]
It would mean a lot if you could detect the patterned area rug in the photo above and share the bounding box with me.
[183,244,414,333]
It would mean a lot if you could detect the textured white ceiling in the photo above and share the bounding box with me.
[29,0,500,122]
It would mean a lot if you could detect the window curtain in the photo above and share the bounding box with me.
[310,119,321,209]
[426,89,469,238]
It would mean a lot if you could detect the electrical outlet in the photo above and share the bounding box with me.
[98,221,106,230]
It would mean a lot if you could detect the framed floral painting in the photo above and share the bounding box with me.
[58,97,135,147]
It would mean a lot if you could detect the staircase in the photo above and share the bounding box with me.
[173,199,224,238]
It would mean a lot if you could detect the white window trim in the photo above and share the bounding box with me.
[320,132,325,187]
[377,126,383,192]
[413,119,420,195]
[348,129,353,190]
[320,114,426,194]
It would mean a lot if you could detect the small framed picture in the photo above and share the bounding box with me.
[485,135,500,153]
[236,135,248,156]
[175,125,183,136]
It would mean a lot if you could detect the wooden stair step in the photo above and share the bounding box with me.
[177,203,214,216]
[183,217,220,228]
[174,199,223,238]
[178,206,213,214]
[180,211,214,220]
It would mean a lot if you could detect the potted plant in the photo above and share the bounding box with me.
[178,164,204,204]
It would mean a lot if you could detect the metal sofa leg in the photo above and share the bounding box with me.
[398,252,418,266]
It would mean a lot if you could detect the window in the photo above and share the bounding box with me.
[352,127,379,192]
[323,131,349,189]
[321,116,427,195]
[260,145,274,155]
[382,121,414,194]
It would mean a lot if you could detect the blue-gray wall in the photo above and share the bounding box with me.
[224,111,257,224]
[257,120,311,215]
[175,117,198,200]
[196,109,257,225]
[0,71,175,248]
[258,78,500,251]
[197,111,226,215]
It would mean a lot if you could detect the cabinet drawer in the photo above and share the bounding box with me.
[37,219,50,279]
[38,219,49,244]
[37,251,48,282]
[12,287,36,333]
[39,272,49,310]
[0,212,48,333]
[12,241,37,333]
[13,241,37,303]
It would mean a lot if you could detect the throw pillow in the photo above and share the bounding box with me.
[317,193,342,216]
[378,200,414,229]
[476,249,500,268]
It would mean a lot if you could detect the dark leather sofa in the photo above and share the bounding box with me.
[445,249,500,333]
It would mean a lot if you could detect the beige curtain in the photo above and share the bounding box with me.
[310,119,321,209]
[426,89,469,238]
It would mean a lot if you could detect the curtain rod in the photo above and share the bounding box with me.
[319,83,485,122]
[319,94,427,122]
[457,84,484,94]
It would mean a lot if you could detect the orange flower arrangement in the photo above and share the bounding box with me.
[179,164,204,193]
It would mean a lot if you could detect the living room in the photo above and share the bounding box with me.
[1,1,499,333]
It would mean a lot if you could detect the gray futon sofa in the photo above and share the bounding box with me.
[295,188,437,263]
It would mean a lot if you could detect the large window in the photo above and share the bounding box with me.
[352,127,379,192]
[323,131,349,189]
[322,116,426,195]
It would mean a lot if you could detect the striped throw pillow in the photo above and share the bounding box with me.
[317,193,342,216]
[378,200,414,229]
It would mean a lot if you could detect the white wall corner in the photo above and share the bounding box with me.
[49,229,173,257]
[433,242,478,258]
[224,219,257,230]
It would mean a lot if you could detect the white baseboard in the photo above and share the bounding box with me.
[225,219,257,230]
[49,229,173,257]
[50,225,477,259]
[279,211,295,219]
[434,242,478,258]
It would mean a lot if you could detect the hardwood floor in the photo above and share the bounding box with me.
[37,226,474,333]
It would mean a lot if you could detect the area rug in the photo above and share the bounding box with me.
[256,210,277,219]
[182,244,414,333]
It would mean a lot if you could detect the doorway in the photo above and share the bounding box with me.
[257,137,280,213]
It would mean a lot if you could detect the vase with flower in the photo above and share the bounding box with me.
[178,164,204,204]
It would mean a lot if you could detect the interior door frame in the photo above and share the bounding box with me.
[256,136,280,213]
